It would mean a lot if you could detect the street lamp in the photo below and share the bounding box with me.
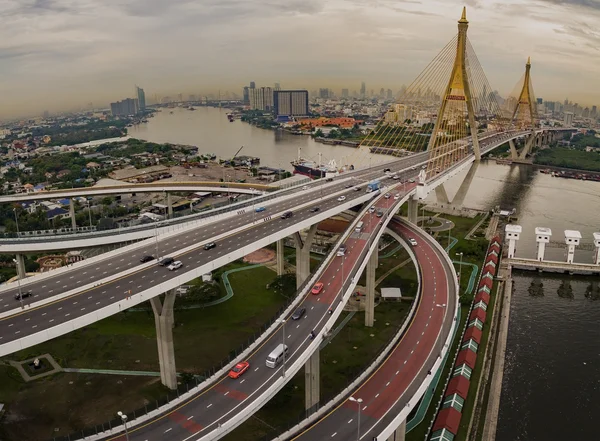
[348,397,363,440]
[154,222,160,260]
[86,200,93,228]
[12,258,23,309]
[276,318,287,377]
[117,411,129,441]
[12,208,19,236]
[455,252,464,285]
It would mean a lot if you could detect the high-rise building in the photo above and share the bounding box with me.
[592,106,597,118]
[379,88,385,98]
[341,88,349,98]
[360,82,366,98]
[110,98,139,116]
[243,86,250,105]
[536,98,543,105]
[274,90,309,117]
[564,112,574,127]
[248,87,274,111]
[250,81,256,89]
[319,88,329,99]
[386,89,393,100]
[274,83,281,90]
[135,86,146,111]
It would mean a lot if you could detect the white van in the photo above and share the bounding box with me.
[355,221,364,233]
[266,344,289,368]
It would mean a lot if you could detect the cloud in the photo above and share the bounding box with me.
[0,0,600,118]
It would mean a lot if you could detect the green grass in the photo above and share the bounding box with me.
[0,264,288,441]
[222,301,413,441]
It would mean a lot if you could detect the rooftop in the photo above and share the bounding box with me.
[505,224,522,233]
[564,230,582,239]
[535,227,552,235]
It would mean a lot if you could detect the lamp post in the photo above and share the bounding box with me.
[12,208,19,236]
[12,258,23,309]
[86,200,93,228]
[276,318,286,377]
[154,222,160,260]
[348,397,363,440]
[455,252,463,285]
[117,411,129,441]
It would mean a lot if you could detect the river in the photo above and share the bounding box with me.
[131,106,600,440]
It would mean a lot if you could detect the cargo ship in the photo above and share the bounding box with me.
[291,150,343,179]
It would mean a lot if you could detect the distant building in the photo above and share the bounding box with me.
[319,88,329,99]
[341,88,349,98]
[564,112,574,127]
[274,82,281,90]
[274,90,309,117]
[136,86,146,111]
[243,86,250,105]
[248,87,274,111]
[110,98,139,117]
[360,81,366,98]
[249,81,256,89]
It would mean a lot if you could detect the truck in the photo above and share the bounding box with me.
[366,180,381,193]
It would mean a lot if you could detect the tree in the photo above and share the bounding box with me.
[314,129,324,138]
[270,274,296,298]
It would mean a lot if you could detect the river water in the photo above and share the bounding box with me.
[131,106,600,440]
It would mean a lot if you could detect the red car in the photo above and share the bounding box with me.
[229,361,250,379]
[311,282,324,295]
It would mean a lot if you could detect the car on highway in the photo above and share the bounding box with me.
[311,282,324,295]
[14,291,32,301]
[393,175,399,180]
[281,211,293,219]
[291,307,306,320]
[140,255,154,263]
[409,178,415,183]
[384,193,391,199]
[383,168,391,173]
[158,257,174,266]
[204,242,216,250]
[326,177,333,182]
[167,261,183,271]
[376,210,383,218]
[369,206,375,213]
[345,184,353,189]
[255,206,266,212]
[302,186,308,190]
[394,194,400,200]
[228,361,250,379]
[310,207,320,212]
[354,186,361,191]
[409,238,418,246]
[337,196,346,202]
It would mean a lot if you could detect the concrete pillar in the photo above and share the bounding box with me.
[305,350,320,414]
[535,227,551,261]
[564,230,581,264]
[293,224,318,288]
[69,199,77,230]
[452,161,479,209]
[386,419,406,441]
[505,225,522,259]
[519,132,536,159]
[167,193,173,218]
[407,196,418,224]
[15,254,26,279]
[365,248,378,327]
[508,139,518,159]
[593,233,600,265]
[276,239,285,276]
[150,291,177,390]
[434,184,449,205]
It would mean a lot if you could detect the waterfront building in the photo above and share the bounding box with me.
[564,112,574,127]
[110,98,139,117]
[274,90,309,117]
[136,86,146,111]
[248,86,274,111]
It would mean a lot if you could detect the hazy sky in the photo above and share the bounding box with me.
[1,0,599,119]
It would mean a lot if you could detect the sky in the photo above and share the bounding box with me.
[1,0,599,119]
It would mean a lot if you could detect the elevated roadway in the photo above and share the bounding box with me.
[289,218,457,440]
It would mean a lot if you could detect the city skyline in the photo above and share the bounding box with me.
[1,0,600,118]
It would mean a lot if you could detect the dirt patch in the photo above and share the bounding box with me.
[318,218,349,234]
[243,248,275,264]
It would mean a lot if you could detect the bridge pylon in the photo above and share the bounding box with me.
[507,57,539,159]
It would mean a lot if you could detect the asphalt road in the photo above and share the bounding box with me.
[0,154,427,347]
[97,181,410,441]
[291,219,456,440]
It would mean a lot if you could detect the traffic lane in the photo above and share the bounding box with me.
[293,222,449,440]
[103,200,376,441]
[0,154,421,305]
[0,183,349,304]
[0,177,377,321]
[0,188,375,342]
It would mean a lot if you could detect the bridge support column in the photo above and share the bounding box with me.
[505,225,522,259]
[167,193,173,219]
[519,132,536,159]
[564,230,581,264]
[69,199,77,230]
[15,254,26,279]
[150,291,177,390]
[386,419,406,441]
[276,239,285,276]
[434,185,450,206]
[305,350,320,414]
[594,233,600,265]
[365,248,378,327]
[294,224,318,288]
[508,139,519,159]
[407,196,419,224]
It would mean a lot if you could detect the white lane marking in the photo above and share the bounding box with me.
[331,433,337,438]
[240,379,245,384]
[8,324,13,327]
[386,381,390,386]
[165,428,172,433]
[224,391,229,396]
[110,296,115,300]
[49,319,54,323]
[32,325,37,329]
[187,416,194,420]
[348,419,353,424]
[375,393,380,398]
[254,368,259,372]
[207,404,213,408]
